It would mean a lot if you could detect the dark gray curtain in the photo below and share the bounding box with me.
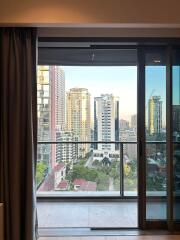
[0,28,38,240]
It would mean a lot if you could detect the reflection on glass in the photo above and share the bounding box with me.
[146,144,166,192]
[173,49,180,221]
[124,143,137,196]
[145,49,167,220]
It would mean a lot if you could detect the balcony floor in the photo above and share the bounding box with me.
[40,236,180,240]
[38,200,180,237]
[37,201,138,228]
[37,201,172,229]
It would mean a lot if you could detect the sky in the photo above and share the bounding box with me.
[62,65,166,124]
[63,66,137,122]
[145,66,166,127]
[173,66,180,105]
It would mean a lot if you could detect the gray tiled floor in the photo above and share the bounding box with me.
[38,201,180,229]
[39,236,180,240]
[37,202,138,228]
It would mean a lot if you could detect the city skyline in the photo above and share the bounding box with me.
[37,65,167,194]
[62,65,166,124]
[63,66,137,122]
[37,65,166,141]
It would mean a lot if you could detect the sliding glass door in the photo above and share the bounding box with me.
[145,48,167,223]
[172,48,180,228]
[139,45,180,230]
[37,40,180,231]
[37,46,139,229]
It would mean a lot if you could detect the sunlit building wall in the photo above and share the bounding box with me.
[37,66,51,169]
[66,88,91,157]
[94,94,119,160]
[50,66,65,167]
[148,96,162,135]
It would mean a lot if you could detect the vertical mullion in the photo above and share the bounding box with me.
[120,143,124,196]
[166,45,174,231]
[137,46,146,229]
[122,143,124,197]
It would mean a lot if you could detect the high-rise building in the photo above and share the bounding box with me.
[93,94,119,161]
[50,67,65,167]
[37,66,66,169]
[148,96,162,135]
[66,88,91,157]
[56,130,78,169]
[37,66,51,167]
[50,66,65,131]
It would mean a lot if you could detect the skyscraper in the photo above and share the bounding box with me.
[37,66,66,169]
[66,88,91,157]
[94,94,119,160]
[37,66,51,167]
[50,66,65,167]
[148,96,162,135]
[50,66,65,131]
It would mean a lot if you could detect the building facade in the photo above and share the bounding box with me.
[56,130,78,169]
[148,96,162,135]
[66,88,91,157]
[50,66,65,168]
[94,94,119,161]
[37,66,51,168]
[37,66,66,169]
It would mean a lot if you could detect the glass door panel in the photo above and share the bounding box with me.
[37,47,138,229]
[145,48,167,221]
[172,48,180,223]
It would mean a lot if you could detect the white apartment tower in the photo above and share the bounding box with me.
[94,94,119,156]
[56,131,78,169]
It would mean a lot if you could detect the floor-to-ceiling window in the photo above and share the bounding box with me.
[37,46,138,230]
[36,40,180,235]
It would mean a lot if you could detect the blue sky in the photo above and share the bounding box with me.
[145,66,166,127]
[63,66,137,121]
[173,66,180,105]
[62,66,166,124]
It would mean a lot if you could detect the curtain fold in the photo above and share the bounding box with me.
[0,28,38,240]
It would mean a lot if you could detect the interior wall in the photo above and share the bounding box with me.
[1,0,180,25]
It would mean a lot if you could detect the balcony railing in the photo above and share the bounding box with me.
[36,141,167,198]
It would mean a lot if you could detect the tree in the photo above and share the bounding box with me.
[66,165,99,182]
[36,162,47,186]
